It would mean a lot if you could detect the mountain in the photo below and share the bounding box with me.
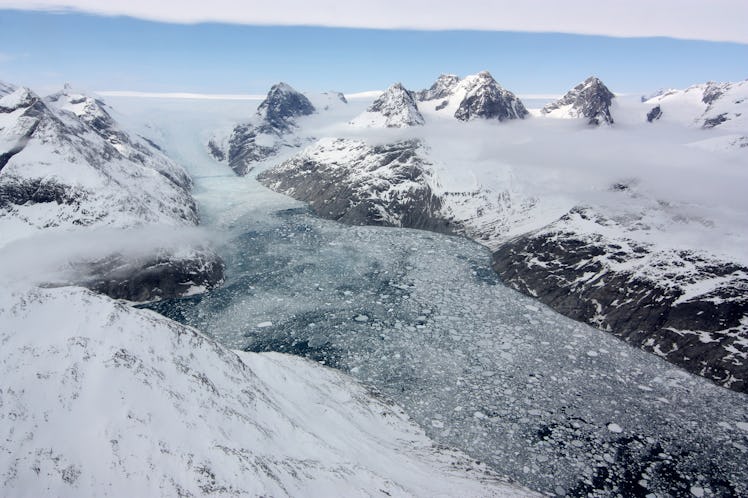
[256,81,316,131]
[258,138,453,231]
[416,74,461,102]
[492,201,748,391]
[541,76,615,125]
[258,137,543,247]
[350,82,425,128]
[208,82,317,176]
[0,84,224,300]
[417,71,528,122]
[0,284,532,497]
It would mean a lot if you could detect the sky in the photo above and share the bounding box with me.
[0,1,746,96]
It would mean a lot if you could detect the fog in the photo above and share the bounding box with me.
[0,226,223,290]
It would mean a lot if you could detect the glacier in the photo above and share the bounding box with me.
[108,92,748,496]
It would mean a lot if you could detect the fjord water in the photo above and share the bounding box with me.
[112,97,748,496]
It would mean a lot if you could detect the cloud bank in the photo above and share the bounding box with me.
[2,0,747,44]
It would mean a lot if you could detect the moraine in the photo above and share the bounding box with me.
[108,96,748,497]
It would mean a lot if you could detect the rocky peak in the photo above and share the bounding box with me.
[0,87,40,113]
[454,71,528,122]
[47,85,115,133]
[256,82,315,130]
[417,74,461,101]
[701,81,731,106]
[542,76,615,126]
[368,83,425,127]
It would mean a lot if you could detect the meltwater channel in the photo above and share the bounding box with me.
[113,97,748,497]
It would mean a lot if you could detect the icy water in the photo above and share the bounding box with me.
[112,97,748,497]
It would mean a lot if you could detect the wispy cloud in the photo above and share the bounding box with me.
[1,0,747,44]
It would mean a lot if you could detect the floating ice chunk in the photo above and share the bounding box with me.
[607,423,623,433]
[736,422,748,432]
[353,314,369,322]
[587,351,599,357]
[431,420,444,428]
[257,321,273,328]
[690,486,705,497]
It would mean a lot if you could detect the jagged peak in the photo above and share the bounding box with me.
[256,81,315,129]
[0,86,41,113]
[453,72,528,122]
[417,74,461,102]
[352,82,424,128]
[541,76,615,126]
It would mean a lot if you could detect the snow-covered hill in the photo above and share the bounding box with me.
[0,284,532,497]
[0,82,224,300]
[259,77,748,392]
[541,76,615,125]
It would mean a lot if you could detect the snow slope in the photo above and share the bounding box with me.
[0,285,532,497]
[643,80,748,152]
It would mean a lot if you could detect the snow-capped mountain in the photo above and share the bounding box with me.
[418,71,529,122]
[0,82,224,300]
[0,85,196,237]
[256,81,316,131]
[541,76,615,125]
[258,138,453,231]
[258,137,546,249]
[643,80,748,150]
[493,201,748,391]
[0,284,531,497]
[350,82,425,128]
[208,82,317,175]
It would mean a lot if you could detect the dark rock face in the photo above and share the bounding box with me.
[542,76,615,126]
[256,82,315,131]
[223,82,315,176]
[647,105,663,122]
[416,74,461,101]
[0,177,86,208]
[207,138,225,161]
[454,71,528,122]
[258,139,457,234]
[702,82,726,105]
[703,113,729,129]
[227,123,282,176]
[77,250,225,302]
[492,208,748,393]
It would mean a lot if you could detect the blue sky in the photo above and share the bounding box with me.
[1,9,746,96]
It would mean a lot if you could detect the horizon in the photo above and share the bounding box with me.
[1,9,747,97]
